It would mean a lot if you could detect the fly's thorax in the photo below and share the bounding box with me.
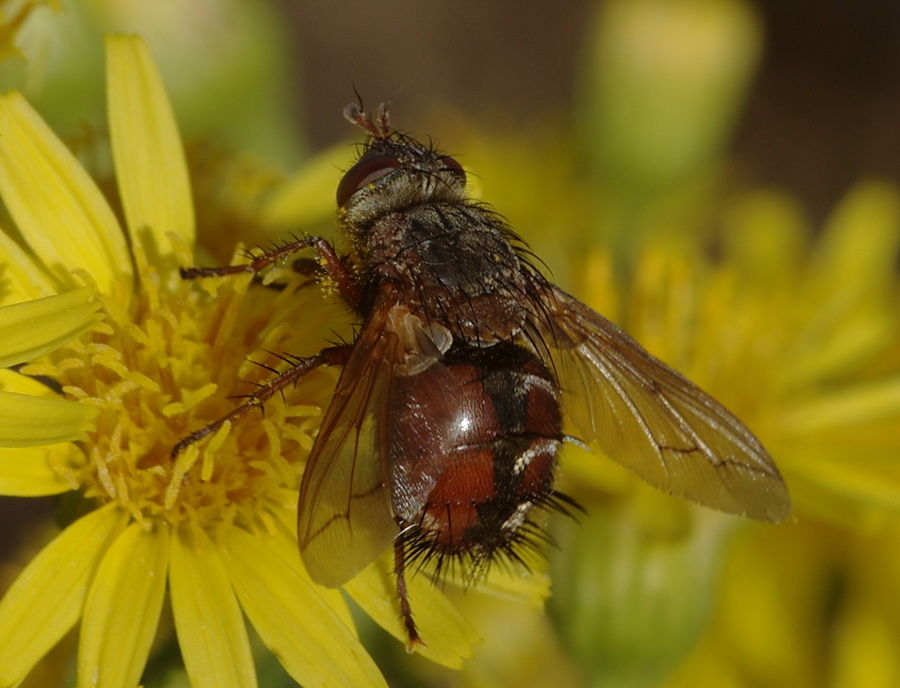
[364,202,533,345]
[334,130,535,345]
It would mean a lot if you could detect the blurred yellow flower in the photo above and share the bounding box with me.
[0,34,483,688]
[563,183,900,688]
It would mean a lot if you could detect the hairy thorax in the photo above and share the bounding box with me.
[364,202,530,345]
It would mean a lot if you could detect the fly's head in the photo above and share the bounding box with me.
[336,102,468,231]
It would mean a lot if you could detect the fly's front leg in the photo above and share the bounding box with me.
[181,235,363,309]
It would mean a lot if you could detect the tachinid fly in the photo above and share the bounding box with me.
[176,102,791,646]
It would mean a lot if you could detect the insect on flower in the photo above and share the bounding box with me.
[175,102,791,646]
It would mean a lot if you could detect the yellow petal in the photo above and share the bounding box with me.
[815,181,900,300]
[260,143,348,230]
[0,503,126,687]
[169,524,257,688]
[722,190,809,285]
[0,369,57,396]
[783,376,900,435]
[0,444,78,495]
[106,35,195,261]
[267,507,358,630]
[344,553,480,668]
[782,181,900,388]
[429,541,551,609]
[458,562,551,610]
[0,92,131,294]
[0,229,57,305]
[0,391,98,447]
[0,287,102,368]
[222,525,387,688]
[78,522,169,688]
[791,448,900,525]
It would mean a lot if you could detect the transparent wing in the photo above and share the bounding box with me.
[298,308,401,587]
[528,283,790,522]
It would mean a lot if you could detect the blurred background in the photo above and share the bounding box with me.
[4,0,900,216]
[285,0,900,226]
[1,1,899,687]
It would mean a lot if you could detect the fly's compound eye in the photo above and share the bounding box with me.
[439,155,466,181]
[336,154,401,207]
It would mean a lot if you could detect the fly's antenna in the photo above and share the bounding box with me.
[344,96,391,140]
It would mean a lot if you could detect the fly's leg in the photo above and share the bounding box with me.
[171,346,350,459]
[173,236,359,459]
[394,528,425,649]
[181,235,363,309]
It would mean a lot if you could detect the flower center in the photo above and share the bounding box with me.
[34,257,336,531]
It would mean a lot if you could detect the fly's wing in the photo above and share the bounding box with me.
[527,282,790,523]
[298,307,402,587]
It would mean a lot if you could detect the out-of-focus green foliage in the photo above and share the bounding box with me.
[0,0,305,166]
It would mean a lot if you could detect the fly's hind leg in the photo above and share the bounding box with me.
[394,528,426,650]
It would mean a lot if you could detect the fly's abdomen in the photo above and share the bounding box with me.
[389,342,563,565]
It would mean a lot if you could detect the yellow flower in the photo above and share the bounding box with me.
[616,184,900,527]
[0,35,483,688]
[563,184,900,687]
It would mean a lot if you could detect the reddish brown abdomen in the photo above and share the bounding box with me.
[389,342,562,562]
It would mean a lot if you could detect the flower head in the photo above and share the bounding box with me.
[557,184,900,687]
[0,35,486,688]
